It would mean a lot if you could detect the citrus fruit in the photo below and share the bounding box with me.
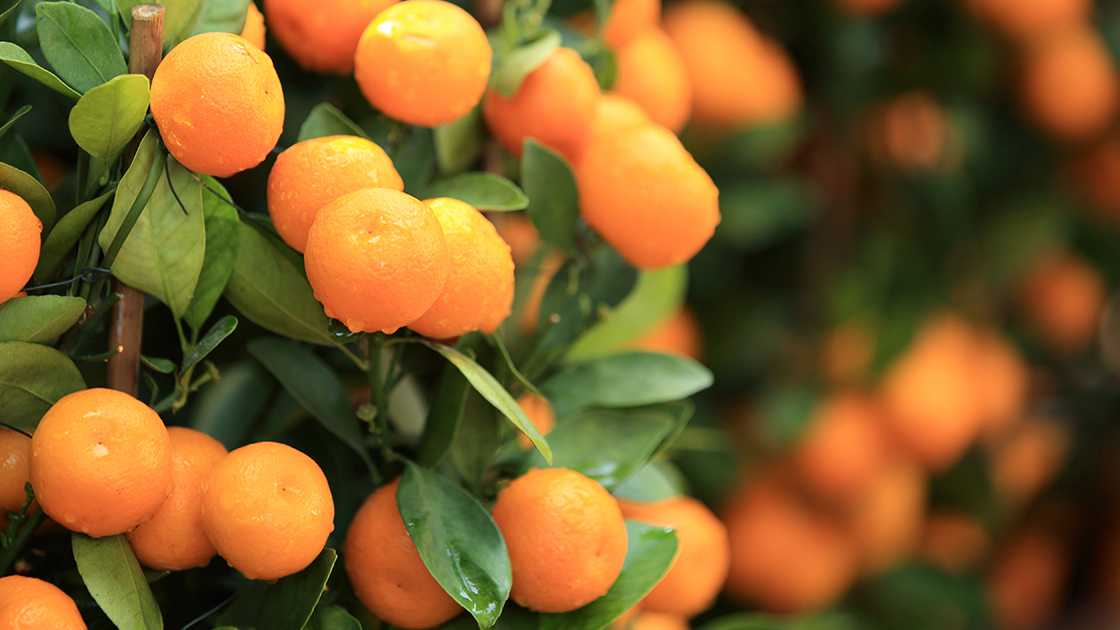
[29,388,173,538]
[919,511,990,575]
[491,213,543,265]
[267,135,404,253]
[611,28,692,132]
[963,0,1091,42]
[201,441,334,581]
[990,417,1070,508]
[576,123,720,269]
[407,197,515,339]
[480,273,515,335]
[150,32,284,177]
[626,611,690,630]
[973,328,1029,442]
[791,391,891,503]
[843,456,926,574]
[127,427,228,572]
[567,93,652,164]
[263,0,398,74]
[867,91,961,174]
[617,496,730,617]
[483,46,601,159]
[354,0,492,127]
[0,429,33,530]
[515,392,556,450]
[0,575,87,629]
[491,467,628,612]
[988,525,1069,630]
[343,478,463,629]
[240,2,266,50]
[1016,251,1105,354]
[626,306,703,361]
[571,0,660,49]
[0,189,41,305]
[304,187,450,334]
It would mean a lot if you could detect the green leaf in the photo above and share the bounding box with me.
[524,405,679,490]
[0,0,21,29]
[521,139,578,253]
[0,161,57,235]
[181,314,237,372]
[224,220,336,345]
[183,176,240,331]
[256,549,338,630]
[188,359,274,449]
[716,179,818,251]
[298,103,371,142]
[0,42,82,100]
[534,247,636,360]
[247,338,375,474]
[543,352,713,411]
[611,461,686,503]
[538,521,678,630]
[305,605,362,630]
[0,295,86,343]
[399,462,512,628]
[68,74,149,160]
[423,340,552,464]
[417,360,470,468]
[33,190,113,283]
[492,30,561,97]
[119,0,204,46]
[35,2,127,93]
[140,355,176,373]
[72,534,163,630]
[397,126,437,196]
[0,104,30,141]
[97,132,205,319]
[190,0,252,36]
[0,341,85,431]
[449,395,501,491]
[565,265,688,362]
[434,107,485,174]
[422,172,529,211]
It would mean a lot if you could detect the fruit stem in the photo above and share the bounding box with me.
[0,507,46,576]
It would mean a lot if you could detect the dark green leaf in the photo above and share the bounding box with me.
[538,521,678,630]
[0,161,56,235]
[256,549,338,630]
[183,177,240,331]
[611,461,686,503]
[418,360,470,468]
[0,0,21,28]
[543,352,713,411]
[188,359,274,449]
[305,605,362,630]
[0,295,86,343]
[716,180,818,251]
[190,0,252,36]
[493,30,561,97]
[36,2,127,93]
[397,126,437,196]
[119,0,204,46]
[399,462,511,628]
[449,394,501,491]
[34,190,113,283]
[0,341,85,431]
[140,355,176,373]
[297,103,370,142]
[68,74,149,162]
[422,172,529,211]
[72,533,163,630]
[434,107,485,174]
[0,42,82,100]
[0,104,30,141]
[181,315,237,372]
[521,139,578,253]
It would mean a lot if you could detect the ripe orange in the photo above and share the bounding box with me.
[407,198,515,339]
[989,417,1070,508]
[843,456,926,574]
[150,32,284,177]
[29,388,172,538]
[617,496,730,618]
[240,2,266,50]
[611,28,692,133]
[263,0,398,74]
[482,46,601,159]
[1016,251,1106,354]
[867,91,961,174]
[919,511,990,575]
[791,391,891,504]
[126,427,228,572]
[576,123,720,270]
[626,306,703,361]
[567,94,652,164]
[267,135,404,253]
[1067,138,1120,222]
[0,429,34,530]
[343,478,463,629]
[201,441,334,581]
[0,189,41,305]
[491,468,628,612]
[988,525,1069,630]
[304,187,450,334]
[354,0,492,127]
[973,328,1030,442]
[515,392,556,450]
[480,273,516,335]
[491,213,542,265]
[0,575,87,629]
[624,611,690,630]
[571,0,660,50]
[963,0,1091,42]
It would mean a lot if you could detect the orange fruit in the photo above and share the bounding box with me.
[626,611,690,630]
[988,526,1069,630]
[791,391,891,504]
[626,306,703,361]
[0,575,87,629]
[480,273,515,335]
[989,417,1070,508]
[567,94,652,164]
[354,0,492,127]
[491,213,542,265]
[1066,137,1120,222]
[616,496,730,618]
[0,189,41,305]
[973,328,1030,442]
[343,478,463,629]
[919,510,990,575]
[576,123,720,270]
[0,429,33,530]
[831,0,901,17]
[843,456,926,574]
[267,135,404,253]
[29,388,172,538]
[662,0,801,129]
[150,32,283,178]
[201,441,334,581]
[126,427,229,572]
[611,28,692,132]
[571,0,661,50]
[1016,251,1106,355]
[263,0,397,74]
[515,392,556,450]
[963,0,1091,42]
[482,46,601,159]
[407,198,515,339]
[240,2,266,50]
[867,91,962,174]
[491,467,628,612]
[304,187,450,334]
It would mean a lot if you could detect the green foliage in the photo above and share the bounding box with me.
[0,295,85,343]
[72,534,162,630]
[521,139,579,253]
[0,341,85,431]
[68,75,150,161]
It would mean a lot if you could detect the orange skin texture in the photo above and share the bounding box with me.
[29,388,172,538]
[627,611,690,630]
[0,575,87,630]
[355,0,492,127]
[344,479,462,628]
[576,124,720,270]
[479,271,515,335]
[626,307,703,361]
[491,468,628,613]
[0,429,34,531]
[1016,252,1106,355]
[515,392,556,450]
[791,392,892,504]
[963,0,1091,42]
[263,0,398,74]
[408,198,515,338]
[483,47,602,159]
[150,33,284,178]
[0,189,41,304]
[567,94,652,164]
[240,2,266,50]
[267,135,404,253]
[201,441,335,581]
[988,527,1069,630]
[304,188,450,334]
[491,213,542,265]
[127,428,228,572]
[1019,26,1120,144]
[571,0,661,50]
[844,457,927,575]
[617,497,730,618]
[920,511,991,575]
[662,0,802,129]
[611,29,692,133]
